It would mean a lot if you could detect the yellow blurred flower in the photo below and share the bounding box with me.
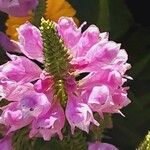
[6,0,79,40]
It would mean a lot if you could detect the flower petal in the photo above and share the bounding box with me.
[17,22,43,62]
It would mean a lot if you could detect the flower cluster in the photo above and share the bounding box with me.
[58,18,131,118]
[0,17,131,149]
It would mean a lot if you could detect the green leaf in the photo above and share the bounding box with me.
[136,93,150,106]
[97,0,133,39]
[97,0,110,31]
[61,130,87,150]
[126,27,150,69]
[69,0,100,24]
[130,54,150,78]
[33,130,87,150]
[70,0,133,38]
[33,138,61,150]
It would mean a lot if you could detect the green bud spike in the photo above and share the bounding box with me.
[40,18,70,105]
[40,18,70,79]
[32,0,47,27]
[137,131,150,150]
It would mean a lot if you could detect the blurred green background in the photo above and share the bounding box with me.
[0,0,150,149]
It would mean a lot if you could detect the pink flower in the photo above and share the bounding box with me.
[0,134,12,150]
[88,141,119,150]
[57,17,130,75]
[0,102,32,133]
[17,22,44,62]
[0,32,19,52]
[66,94,99,133]
[57,17,82,48]
[20,90,50,117]
[0,54,42,83]
[0,17,131,142]
[69,25,100,57]
[0,90,50,133]
[86,85,113,117]
[34,72,53,94]
[29,103,65,141]
[85,41,120,64]
[0,0,38,16]
[85,85,130,117]
[0,79,33,101]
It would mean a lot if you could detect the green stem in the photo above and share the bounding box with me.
[32,0,47,27]
[92,113,112,141]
